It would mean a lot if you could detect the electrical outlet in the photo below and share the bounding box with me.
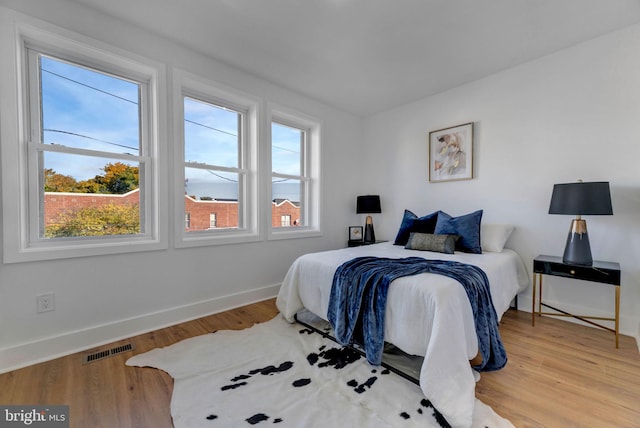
[36,293,55,313]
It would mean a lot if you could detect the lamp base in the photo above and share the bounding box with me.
[562,219,592,266]
[363,215,376,243]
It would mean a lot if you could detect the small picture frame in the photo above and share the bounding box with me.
[429,122,474,182]
[348,226,363,242]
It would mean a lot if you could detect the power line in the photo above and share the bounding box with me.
[44,129,139,152]
[42,66,301,159]
[43,69,231,144]
[42,68,138,105]
[44,66,255,143]
[184,118,237,137]
[206,170,238,182]
[272,144,299,154]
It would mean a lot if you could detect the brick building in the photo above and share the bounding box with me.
[44,190,140,228]
[44,190,301,231]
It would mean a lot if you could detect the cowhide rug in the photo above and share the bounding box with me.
[126,314,513,428]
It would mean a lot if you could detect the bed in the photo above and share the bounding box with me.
[276,210,529,427]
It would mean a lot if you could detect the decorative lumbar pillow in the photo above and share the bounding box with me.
[481,224,515,252]
[404,232,458,254]
[393,209,439,246]
[434,210,483,254]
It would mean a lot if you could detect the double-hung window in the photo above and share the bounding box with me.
[33,54,145,237]
[1,23,164,262]
[175,70,259,246]
[269,107,321,239]
[271,121,305,228]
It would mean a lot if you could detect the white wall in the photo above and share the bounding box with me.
[363,24,640,342]
[2,1,638,374]
[0,1,363,372]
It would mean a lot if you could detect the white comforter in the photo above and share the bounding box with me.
[276,242,529,428]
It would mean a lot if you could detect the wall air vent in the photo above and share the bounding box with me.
[82,343,135,364]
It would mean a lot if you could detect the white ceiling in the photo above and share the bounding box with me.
[70,0,640,117]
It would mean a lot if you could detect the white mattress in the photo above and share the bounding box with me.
[276,241,529,427]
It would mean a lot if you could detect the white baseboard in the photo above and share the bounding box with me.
[0,284,280,374]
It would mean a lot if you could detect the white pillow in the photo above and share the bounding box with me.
[481,224,515,252]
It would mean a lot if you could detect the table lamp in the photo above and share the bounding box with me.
[356,195,381,243]
[548,180,612,266]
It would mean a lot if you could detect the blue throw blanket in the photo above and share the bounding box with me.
[327,256,507,371]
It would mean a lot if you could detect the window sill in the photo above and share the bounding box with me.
[268,227,322,241]
[4,237,167,263]
[175,229,262,248]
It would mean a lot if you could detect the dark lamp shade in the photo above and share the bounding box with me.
[356,195,381,214]
[548,181,612,266]
[548,182,612,216]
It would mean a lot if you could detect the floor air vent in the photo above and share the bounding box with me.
[82,343,135,364]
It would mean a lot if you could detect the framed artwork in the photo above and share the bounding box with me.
[429,122,474,182]
[348,226,363,242]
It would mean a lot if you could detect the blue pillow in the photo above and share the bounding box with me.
[393,210,439,245]
[434,210,483,253]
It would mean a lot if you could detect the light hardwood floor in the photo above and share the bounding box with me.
[1,299,638,427]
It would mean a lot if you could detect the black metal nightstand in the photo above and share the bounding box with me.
[532,255,621,347]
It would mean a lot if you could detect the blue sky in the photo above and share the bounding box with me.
[41,55,301,201]
[41,56,140,181]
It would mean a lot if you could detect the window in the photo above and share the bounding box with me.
[174,70,259,247]
[33,55,145,239]
[183,96,243,230]
[269,107,321,239]
[271,122,304,228]
[185,212,191,229]
[1,23,165,262]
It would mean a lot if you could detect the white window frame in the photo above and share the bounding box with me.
[173,69,260,248]
[0,17,167,263]
[268,104,322,240]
